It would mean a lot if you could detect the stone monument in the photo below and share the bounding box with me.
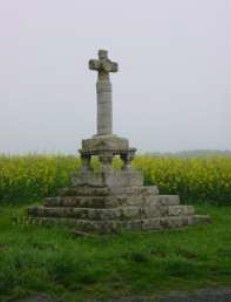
[28,50,210,233]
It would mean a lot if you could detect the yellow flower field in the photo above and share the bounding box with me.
[134,155,231,204]
[0,154,230,204]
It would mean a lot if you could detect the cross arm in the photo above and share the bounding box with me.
[108,61,118,72]
[89,59,101,71]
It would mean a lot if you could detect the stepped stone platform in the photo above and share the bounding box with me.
[28,170,210,233]
[27,49,210,233]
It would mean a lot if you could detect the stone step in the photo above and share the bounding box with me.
[118,194,180,207]
[167,205,194,216]
[45,196,113,208]
[58,185,159,197]
[27,214,210,233]
[139,195,180,207]
[193,214,211,224]
[28,205,194,221]
[59,186,110,196]
[110,185,159,195]
[45,194,180,208]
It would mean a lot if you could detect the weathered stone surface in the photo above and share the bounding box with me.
[82,135,129,152]
[30,205,181,220]
[109,185,159,195]
[45,196,114,208]
[89,49,118,135]
[28,187,208,233]
[79,50,137,171]
[58,185,159,197]
[44,193,178,209]
[58,186,111,196]
[167,205,194,216]
[71,169,143,188]
[27,214,210,233]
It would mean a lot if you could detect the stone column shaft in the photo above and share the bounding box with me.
[96,80,112,136]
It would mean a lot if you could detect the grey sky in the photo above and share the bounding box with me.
[0,0,230,154]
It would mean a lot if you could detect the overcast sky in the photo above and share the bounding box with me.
[0,0,230,154]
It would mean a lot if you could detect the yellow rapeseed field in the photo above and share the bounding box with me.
[134,155,231,204]
[0,154,230,204]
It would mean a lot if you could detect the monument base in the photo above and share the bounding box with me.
[71,169,143,188]
[27,169,210,233]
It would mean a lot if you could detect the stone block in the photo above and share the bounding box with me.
[45,196,117,208]
[28,205,161,220]
[58,186,110,196]
[157,195,180,205]
[167,205,194,216]
[81,135,129,153]
[109,185,159,195]
[71,169,143,188]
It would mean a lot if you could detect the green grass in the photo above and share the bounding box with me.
[0,204,230,301]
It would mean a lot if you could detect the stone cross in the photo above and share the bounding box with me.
[89,50,118,136]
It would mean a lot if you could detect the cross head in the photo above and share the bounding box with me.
[89,50,118,81]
